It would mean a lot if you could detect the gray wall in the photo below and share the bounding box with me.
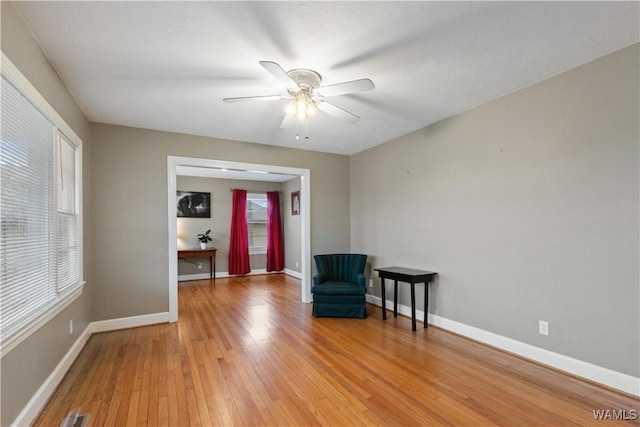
[3,1,636,421]
[283,177,302,273]
[91,123,350,321]
[1,2,93,425]
[176,176,284,275]
[350,44,639,377]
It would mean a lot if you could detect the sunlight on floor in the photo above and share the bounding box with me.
[243,305,274,347]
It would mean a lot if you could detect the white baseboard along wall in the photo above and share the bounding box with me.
[178,269,303,282]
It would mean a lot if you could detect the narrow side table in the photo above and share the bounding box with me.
[374,267,437,331]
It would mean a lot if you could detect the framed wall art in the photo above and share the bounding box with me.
[291,191,300,216]
[177,191,211,218]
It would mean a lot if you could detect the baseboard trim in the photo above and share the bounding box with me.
[178,269,285,281]
[178,272,218,281]
[178,271,218,282]
[365,294,639,397]
[284,268,303,279]
[11,325,93,427]
[91,312,170,333]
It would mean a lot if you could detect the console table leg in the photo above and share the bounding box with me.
[393,280,398,317]
[381,277,387,320]
[410,283,416,331]
[424,281,428,328]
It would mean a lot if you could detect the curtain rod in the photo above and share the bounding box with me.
[229,188,281,193]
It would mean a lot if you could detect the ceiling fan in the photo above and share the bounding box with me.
[223,61,375,139]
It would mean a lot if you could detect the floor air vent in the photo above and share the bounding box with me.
[60,409,89,427]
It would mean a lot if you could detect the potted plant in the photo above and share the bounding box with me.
[197,229,212,249]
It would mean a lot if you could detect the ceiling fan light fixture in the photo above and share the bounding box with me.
[307,101,318,118]
[224,61,373,141]
[285,92,317,121]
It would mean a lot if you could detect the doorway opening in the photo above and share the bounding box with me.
[167,156,311,322]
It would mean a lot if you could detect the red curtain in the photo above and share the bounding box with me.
[266,191,284,272]
[228,189,250,275]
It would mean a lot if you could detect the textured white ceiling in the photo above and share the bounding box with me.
[13,1,640,156]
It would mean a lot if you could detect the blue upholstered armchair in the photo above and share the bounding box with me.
[312,254,368,318]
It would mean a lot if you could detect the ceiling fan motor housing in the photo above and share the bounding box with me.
[287,69,322,90]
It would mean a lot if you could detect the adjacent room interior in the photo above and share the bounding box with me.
[1,1,639,426]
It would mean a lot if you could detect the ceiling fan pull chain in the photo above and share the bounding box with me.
[305,118,309,140]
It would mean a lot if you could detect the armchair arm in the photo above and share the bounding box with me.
[353,273,366,287]
[313,273,326,286]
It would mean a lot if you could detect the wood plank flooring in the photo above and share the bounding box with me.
[34,274,639,426]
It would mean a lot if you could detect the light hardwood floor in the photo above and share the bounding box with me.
[35,274,638,426]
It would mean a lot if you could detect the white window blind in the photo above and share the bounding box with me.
[0,73,80,345]
[246,193,267,253]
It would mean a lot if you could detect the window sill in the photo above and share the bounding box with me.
[1,282,85,358]
[249,249,267,255]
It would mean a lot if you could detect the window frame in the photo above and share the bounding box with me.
[1,53,84,357]
[246,193,268,255]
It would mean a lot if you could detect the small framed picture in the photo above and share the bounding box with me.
[291,191,300,216]
[177,191,211,218]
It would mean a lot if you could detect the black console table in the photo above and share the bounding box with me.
[374,267,438,331]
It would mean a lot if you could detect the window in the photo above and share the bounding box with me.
[246,193,267,254]
[57,133,80,291]
[0,59,83,354]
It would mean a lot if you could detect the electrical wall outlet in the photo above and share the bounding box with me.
[69,319,73,335]
[197,263,202,269]
[295,261,299,268]
[539,320,549,336]
[369,279,374,288]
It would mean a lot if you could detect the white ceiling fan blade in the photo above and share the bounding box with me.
[316,78,375,97]
[259,61,300,90]
[317,101,360,124]
[280,114,295,128]
[223,95,285,103]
